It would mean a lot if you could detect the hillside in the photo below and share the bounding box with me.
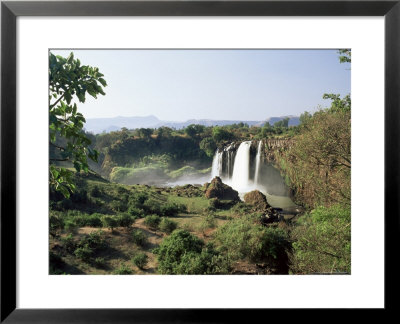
[84,115,300,134]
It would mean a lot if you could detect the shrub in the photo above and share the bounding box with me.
[130,192,148,208]
[290,204,351,274]
[142,199,162,215]
[160,202,187,216]
[127,206,145,218]
[93,257,106,268]
[176,243,230,274]
[63,218,78,231]
[109,200,127,212]
[80,230,107,251]
[155,229,204,274]
[61,234,76,253]
[117,213,135,228]
[114,264,133,275]
[74,245,93,262]
[130,229,148,246]
[101,215,118,231]
[132,253,148,270]
[159,217,178,234]
[215,217,291,269]
[85,214,103,227]
[144,215,161,230]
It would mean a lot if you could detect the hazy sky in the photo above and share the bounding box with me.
[51,49,350,121]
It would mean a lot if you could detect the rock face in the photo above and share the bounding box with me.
[204,177,239,201]
[243,190,281,224]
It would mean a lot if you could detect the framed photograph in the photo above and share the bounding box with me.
[1,0,399,322]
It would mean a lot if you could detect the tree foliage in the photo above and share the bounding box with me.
[49,52,107,197]
[338,49,351,63]
[277,95,351,207]
[290,205,351,274]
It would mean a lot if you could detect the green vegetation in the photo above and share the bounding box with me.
[132,253,149,270]
[49,52,106,197]
[290,205,351,274]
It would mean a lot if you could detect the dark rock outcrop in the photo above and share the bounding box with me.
[243,190,281,224]
[204,177,239,201]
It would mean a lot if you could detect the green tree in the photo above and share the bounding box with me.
[137,128,153,139]
[299,111,312,125]
[49,52,107,197]
[338,49,351,63]
[322,94,351,113]
[199,137,217,157]
[184,124,205,138]
[212,126,235,142]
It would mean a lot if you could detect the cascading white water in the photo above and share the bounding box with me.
[254,141,262,186]
[224,143,233,180]
[231,141,251,191]
[209,140,297,210]
[211,149,223,178]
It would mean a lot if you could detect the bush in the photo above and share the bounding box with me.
[144,215,161,230]
[155,230,228,274]
[130,229,148,246]
[290,204,351,274]
[114,264,133,275]
[127,207,145,218]
[64,218,78,231]
[117,213,135,228]
[109,200,128,212]
[101,215,118,231]
[74,245,93,262]
[61,234,76,253]
[215,217,291,270]
[142,199,162,215]
[93,257,106,268]
[129,192,148,208]
[160,202,186,216]
[155,229,204,274]
[85,214,103,227]
[159,217,178,234]
[80,230,107,251]
[176,243,230,274]
[132,253,148,270]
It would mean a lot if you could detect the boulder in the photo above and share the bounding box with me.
[243,190,271,211]
[243,190,280,223]
[204,177,239,201]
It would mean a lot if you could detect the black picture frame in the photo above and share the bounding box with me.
[1,0,399,322]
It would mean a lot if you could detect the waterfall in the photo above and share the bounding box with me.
[224,143,234,180]
[231,141,252,191]
[211,149,223,178]
[254,140,262,186]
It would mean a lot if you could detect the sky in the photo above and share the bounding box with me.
[51,49,351,121]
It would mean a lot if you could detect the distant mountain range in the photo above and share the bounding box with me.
[84,115,300,134]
